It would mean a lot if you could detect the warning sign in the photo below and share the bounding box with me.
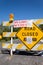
[14,20,34,27]
[16,23,43,49]
[14,20,27,27]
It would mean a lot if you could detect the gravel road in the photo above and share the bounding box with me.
[0,54,43,65]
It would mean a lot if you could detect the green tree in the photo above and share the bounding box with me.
[39,24,43,30]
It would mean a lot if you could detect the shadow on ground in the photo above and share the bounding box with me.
[1,50,43,56]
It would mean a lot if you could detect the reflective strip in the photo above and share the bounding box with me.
[37,44,43,50]
[35,19,43,25]
[2,43,43,51]
[9,32,16,37]
[3,21,14,26]
[2,43,6,47]
[2,43,11,49]
[7,44,14,49]
[3,32,7,36]
[16,44,23,49]
[31,44,40,50]
[2,43,28,50]
[0,35,2,39]
[31,44,43,51]
[21,45,28,50]
[27,20,36,27]
[3,32,17,37]
[40,39,43,42]
[2,43,14,49]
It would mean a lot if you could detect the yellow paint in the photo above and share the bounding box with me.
[7,44,14,49]
[37,44,43,50]
[2,43,29,50]
[3,32,7,37]
[16,44,23,49]
[9,32,16,37]
[6,22,11,26]
[35,19,43,25]
[0,35,2,39]
[2,43,5,47]
[3,32,17,37]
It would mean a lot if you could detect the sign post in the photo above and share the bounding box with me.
[9,14,14,56]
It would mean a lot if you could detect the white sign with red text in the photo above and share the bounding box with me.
[14,20,34,28]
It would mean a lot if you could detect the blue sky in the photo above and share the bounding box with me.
[0,0,43,23]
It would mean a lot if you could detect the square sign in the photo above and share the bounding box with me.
[16,23,43,50]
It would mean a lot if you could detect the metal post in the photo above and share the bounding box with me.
[9,13,14,56]
[11,26,13,56]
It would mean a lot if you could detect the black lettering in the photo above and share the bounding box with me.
[35,32,38,36]
[22,32,25,36]
[30,32,33,36]
[23,38,26,41]
[24,27,35,30]
[32,38,37,41]
[22,32,38,36]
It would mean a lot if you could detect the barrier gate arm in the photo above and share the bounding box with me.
[2,43,43,51]
[3,32,17,37]
[2,43,28,51]
[3,32,43,42]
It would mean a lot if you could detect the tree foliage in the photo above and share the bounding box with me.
[39,24,43,30]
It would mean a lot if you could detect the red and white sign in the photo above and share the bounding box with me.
[14,20,34,28]
[14,20,27,27]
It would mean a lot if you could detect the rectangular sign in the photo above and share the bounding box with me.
[14,20,34,27]
[14,20,27,27]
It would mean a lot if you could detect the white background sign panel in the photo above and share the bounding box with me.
[14,20,34,27]
[14,20,27,27]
